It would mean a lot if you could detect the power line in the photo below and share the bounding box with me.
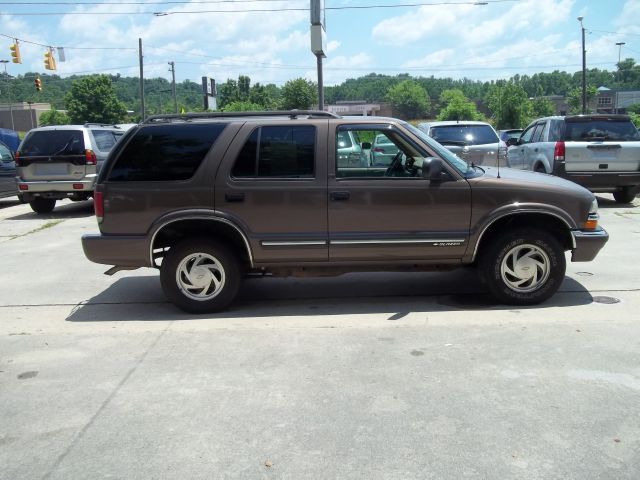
[1,0,520,15]
[0,0,305,4]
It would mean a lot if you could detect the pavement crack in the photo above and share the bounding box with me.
[41,321,173,480]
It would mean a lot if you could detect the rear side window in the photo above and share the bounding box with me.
[563,119,640,141]
[108,123,226,182]
[20,130,85,156]
[91,129,120,152]
[231,125,315,178]
[429,125,498,146]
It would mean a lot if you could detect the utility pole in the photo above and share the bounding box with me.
[168,61,178,114]
[139,38,145,120]
[578,16,587,114]
[310,0,326,111]
[615,42,625,114]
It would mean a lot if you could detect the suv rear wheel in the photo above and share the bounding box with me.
[160,239,242,313]
[613,187,637,204]
[30,197,56,214]
[479,228,565,305]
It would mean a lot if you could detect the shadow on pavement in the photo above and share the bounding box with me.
[0,198,21,210]
[66,269,594,322]
[595,194,638,209]
[6,200,95,220]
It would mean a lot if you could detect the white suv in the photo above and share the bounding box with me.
[15,124,127,213]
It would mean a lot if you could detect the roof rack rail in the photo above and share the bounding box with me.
[83,122,122,128]
[142,110,340,124]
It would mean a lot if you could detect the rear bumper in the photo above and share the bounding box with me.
[553,164,640,190]
[16,176,96,195]
[82,233,152,268]
[570,228,609,262]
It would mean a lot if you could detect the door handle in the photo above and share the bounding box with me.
[225,192,245,202]
[330,191,350,201]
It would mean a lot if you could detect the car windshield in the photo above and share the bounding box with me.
[404,123,471,175]
[563,119,640,141]
[430,124,499,146]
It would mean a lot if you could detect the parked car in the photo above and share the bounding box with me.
[416,121,507,167]
[0,128,21,153]
[499,129,523,144]
[370,133,400,166]
[15,124,128,213]
[336,129,368,167]
[82,110,608,313]
[506,114,640,203]
[0,141,17,199]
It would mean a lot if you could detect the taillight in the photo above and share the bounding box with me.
[14,151,21,167]
[554,141,565,162]
[85,149,97,165]
[94,190,104,222]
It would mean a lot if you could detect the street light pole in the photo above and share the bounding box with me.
[578,16,586,114]
[614,42,626,114]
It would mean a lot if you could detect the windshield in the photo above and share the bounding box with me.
[430,124,499,146]
[404,123,470,175]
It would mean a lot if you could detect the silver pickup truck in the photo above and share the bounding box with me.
[506,115,640,203]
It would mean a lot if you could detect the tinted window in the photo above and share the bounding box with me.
[91,130,120,152]
[429,125,498,146]
[232,126,315,178]
[548,120,563,142]
[563,119,640,141]
[108,123,226,182]
[20,130,85,156]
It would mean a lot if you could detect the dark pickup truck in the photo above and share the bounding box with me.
[82,111,608,313]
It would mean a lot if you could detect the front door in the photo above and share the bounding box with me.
[327,124,471,262]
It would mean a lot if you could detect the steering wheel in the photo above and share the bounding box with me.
[385,151,405,176]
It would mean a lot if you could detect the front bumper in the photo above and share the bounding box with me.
[82,233,152,268]
[570,228,609,262]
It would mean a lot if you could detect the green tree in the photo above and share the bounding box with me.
[65,75,127,123]
[567,85,597,114]
[486,82,531,129]
[530,97,556,118]
[222,100,264,112]
[436,89,481,121]
[38,108,70,126]
[385,80,430,120]
[281,78,316,110]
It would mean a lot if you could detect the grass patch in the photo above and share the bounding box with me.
[10,219,65,240]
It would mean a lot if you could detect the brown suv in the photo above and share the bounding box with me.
[82,111,608,313]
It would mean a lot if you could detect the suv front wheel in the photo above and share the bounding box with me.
[160,239,242,313]
[479,228,565,305]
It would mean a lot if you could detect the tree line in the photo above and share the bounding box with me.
[1,58,638,128]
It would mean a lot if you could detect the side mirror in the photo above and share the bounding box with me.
[506,138,519,147]
[422,157,443,181]
[361,142,371,150]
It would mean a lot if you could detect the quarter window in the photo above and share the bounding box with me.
[231,125,315,178]
[108,123,225,182]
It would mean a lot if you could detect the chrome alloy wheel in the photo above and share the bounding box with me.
[500,243,551,293]
[176,252,226,301]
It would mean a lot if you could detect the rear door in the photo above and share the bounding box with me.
[0,142,16,197]
[216,120,329,263]
[522,121,547,171]
[17,129,88,182]
[563,117,640,172]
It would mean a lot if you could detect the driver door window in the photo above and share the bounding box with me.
[336,127,425,179]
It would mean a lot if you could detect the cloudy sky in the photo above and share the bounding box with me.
[0,0,638,86]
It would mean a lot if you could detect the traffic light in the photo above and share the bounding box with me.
[10,41,21,64]
[34,76,42,91]
[44,49,57,71]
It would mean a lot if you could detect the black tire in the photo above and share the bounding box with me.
[534,164,546,173]
[29,197,56,214]
[479,228,565,305]
[160,239,242,313]
[613,187,637,204]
